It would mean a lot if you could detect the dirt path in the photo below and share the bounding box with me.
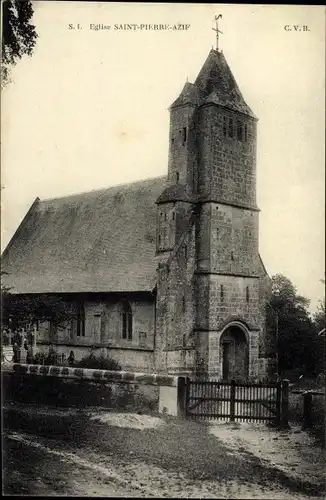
[5,430,318,499]
[3,403,325,498]
[209,421,325,489]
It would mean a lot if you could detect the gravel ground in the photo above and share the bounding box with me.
[210,421,325,488]
[3,403,325,498]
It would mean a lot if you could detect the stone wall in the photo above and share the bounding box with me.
[36,293,155,372]
[209,203,259,276]
[197,105,257,209]
[2,363,187,417]
[208,275,263,331]
[168,104,197,187]
[155,221,197,374]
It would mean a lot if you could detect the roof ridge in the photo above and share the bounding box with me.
[40,175,166,203]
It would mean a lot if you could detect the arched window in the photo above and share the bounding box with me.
[121,301,132,340]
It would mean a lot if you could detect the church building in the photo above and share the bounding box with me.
[2,38,276,380]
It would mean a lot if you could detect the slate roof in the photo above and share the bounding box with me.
[2,177,166,294]
[170,82,199,109]
[156,184,195,204]
[172,49,256,119]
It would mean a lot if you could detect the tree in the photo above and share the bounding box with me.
[1,0,38,85]
[271,274,318,376]
[314,298,325,334]
[312,275,325,375]
[1,271,77,343]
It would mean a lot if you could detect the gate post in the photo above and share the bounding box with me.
[177,376,189,418]
[280,379,290,428]
[303,391,313,429]
[276,381,281,426]
[230,379,236,422]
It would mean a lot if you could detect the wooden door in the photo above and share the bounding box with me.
[222,342,231,380]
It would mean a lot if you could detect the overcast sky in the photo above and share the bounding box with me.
[1,2,325,311]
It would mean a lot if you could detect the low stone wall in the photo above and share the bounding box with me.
[2,363,187,417]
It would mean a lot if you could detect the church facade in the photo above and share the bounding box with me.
[2,47,276,381]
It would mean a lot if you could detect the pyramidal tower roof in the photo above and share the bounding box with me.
[171,49,256,119]
[170,82,199,109]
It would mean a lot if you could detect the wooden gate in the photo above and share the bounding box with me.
[186,379,282,424]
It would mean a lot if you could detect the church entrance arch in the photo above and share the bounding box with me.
[220,323,249,381]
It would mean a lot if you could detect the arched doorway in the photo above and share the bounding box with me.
[220,324,249,381]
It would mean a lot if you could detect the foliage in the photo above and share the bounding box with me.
[1,271,77,334]
[271,274,323,376]
[76,352,122,371]
[32,348,58,366]
[313,297,325,335]
[1,0,38,85]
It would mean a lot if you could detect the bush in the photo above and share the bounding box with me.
[33,352,46,365]
[33,348,60,366]
[76,353,121,371]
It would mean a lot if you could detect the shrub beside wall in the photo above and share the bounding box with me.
[32,350,122,371]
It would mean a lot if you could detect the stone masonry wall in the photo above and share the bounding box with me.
[37,295,155,351]
[197,105,257,209]
[210,203,259,276]
[2,364,186,416]
[155,222,197,374]
[168,105,197,187]
[197,274,265,380]
[208,275,264,332]
[35,295,155,373]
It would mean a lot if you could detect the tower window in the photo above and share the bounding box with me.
[176,172,179,184]
[246,286,250,303]
[164,213,167,221]
[244,123,248,142]
[220,285,224,302]
[182,334,186,347]
[171,137,174,145]
[216,228,219,238]
[182,296,186,313]
[184,245,187,261]
[183,127,187,145]
[121,301,132,340]
[228,118,234,138]
[172,211,175,220]
[237,120,243,141]
[223,117,227,137]
[158,234,161,245]
[231,251,234,261]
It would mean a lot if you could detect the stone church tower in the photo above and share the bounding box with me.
[155,46,275,381]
